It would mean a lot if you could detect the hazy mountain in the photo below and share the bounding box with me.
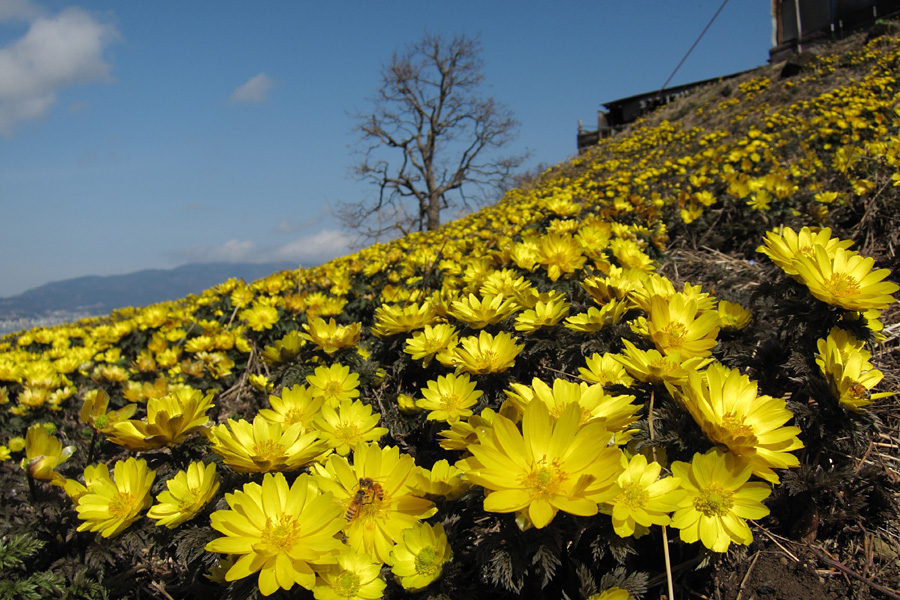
[0,262,297,334]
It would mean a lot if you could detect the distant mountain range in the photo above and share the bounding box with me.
[0,262,297,334]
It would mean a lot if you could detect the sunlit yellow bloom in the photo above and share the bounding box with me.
[609,238,655,271]
[505,378,641,434]
[259,384,324,428]
[307,363,361,404]
[607,453,685,538]
[564,300,629,333]
[206,472,345,595]
[756,226,853,275]
[22,423,75,485]
[579,352,634,387]
[207,415,328,473]
[79,388,137,434]
[510,237,540,271]
[480,269,536,305]
[449,293,519,328]
[536,233,587,281]
[816,327,892,410]
[437,408,502,451]
[261,330,305,364]
[792,246,899,311]
[416,373,482,424]
[75,457,156,538]
[389,522,452,591]
[647,293,720,358]
[670,449,770,552]
[614,340,713,386]
[314,399,388,455]
[107,388,215,451]
[302,317,362,355]
[313,549,386,600]
[408,459,471,501]
[404,324,459,367]
[241,303,279,331]
[449,330,523,374]
[582,270,641,304]
[587,587,637,600]
[514,294,570,332]
[717,300,752,331]
[675,363,802,484]
[314,444,436,563]
[371,302,437,337]
[463,401,623,529]
[147,461,220,528]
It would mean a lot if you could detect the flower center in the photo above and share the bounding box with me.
[415,545,440,575]
[523,457,565,499]
[693,482,734,516]
[721,413,755,441]
[659,322,688,347]
[336,571,361,596]
[252,439,285,461]
[323,381,345,398]
[617,482,650,511]
[825,272,861,298]
[440,393,461,411]
[334,423,362,445]
[261,516,301,553]
[109,491,136,519]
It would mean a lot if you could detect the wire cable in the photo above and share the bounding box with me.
[656,0,731,98]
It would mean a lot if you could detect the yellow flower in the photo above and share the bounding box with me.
[675,363,802,484]
[371,302,437,337]
[259,384,324,428]
[307,363,361,404]
[716,300,752,332]
[816,327,892,410]
[314,444,436,563]
[587,587,637,600]
[261,330,305,364]
[756,226,853,275]
[579,353,634,387]
[404,324,459,367]
[106,388,215,451]
[670,449,770,552]
[389,523,452,591]
[514,295,570,332]
[609,238,655,271]
[22,423,75,485]
[449,330,523,374]
[314,399,389,455]
[504,377,641,434]
[75,457,156,538]
[313,549,387,600]
[647,293,720,358]
[241,303,279,331]
[206,472,345,595]
[563,300,629,333]
[80,389,137,433]
[207,415,328,473]
[463,401,623,529]
[147,461,220,528]
[448,293,520,328]
[416,373,482,424]
[302,317,362,355]
[607,453,685,538]
[536,233,587,281]
[408,459,471,501]
[614,339,713,386]
[792,245,899,311]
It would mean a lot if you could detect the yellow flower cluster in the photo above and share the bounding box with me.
[3,31,900,598]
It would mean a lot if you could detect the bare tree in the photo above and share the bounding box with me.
[338,33,527,241]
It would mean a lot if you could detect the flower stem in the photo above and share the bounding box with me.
[649,388,675,600]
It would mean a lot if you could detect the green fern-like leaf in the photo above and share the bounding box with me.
[0,534,44,571]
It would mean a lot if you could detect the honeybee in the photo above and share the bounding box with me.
[345,477,385,520]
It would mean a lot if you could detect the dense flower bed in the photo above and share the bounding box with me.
[1,30,899,600]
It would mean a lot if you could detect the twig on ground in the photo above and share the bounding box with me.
[810,546,900,600]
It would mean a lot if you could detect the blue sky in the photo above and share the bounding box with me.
[0,0,772,298]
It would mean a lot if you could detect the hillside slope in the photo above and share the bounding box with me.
[0,27,898,600]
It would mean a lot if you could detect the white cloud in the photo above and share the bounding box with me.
[0,5,118,136]
[228,72,275,104]
[0,0,44,22]
[168,229,352,269]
